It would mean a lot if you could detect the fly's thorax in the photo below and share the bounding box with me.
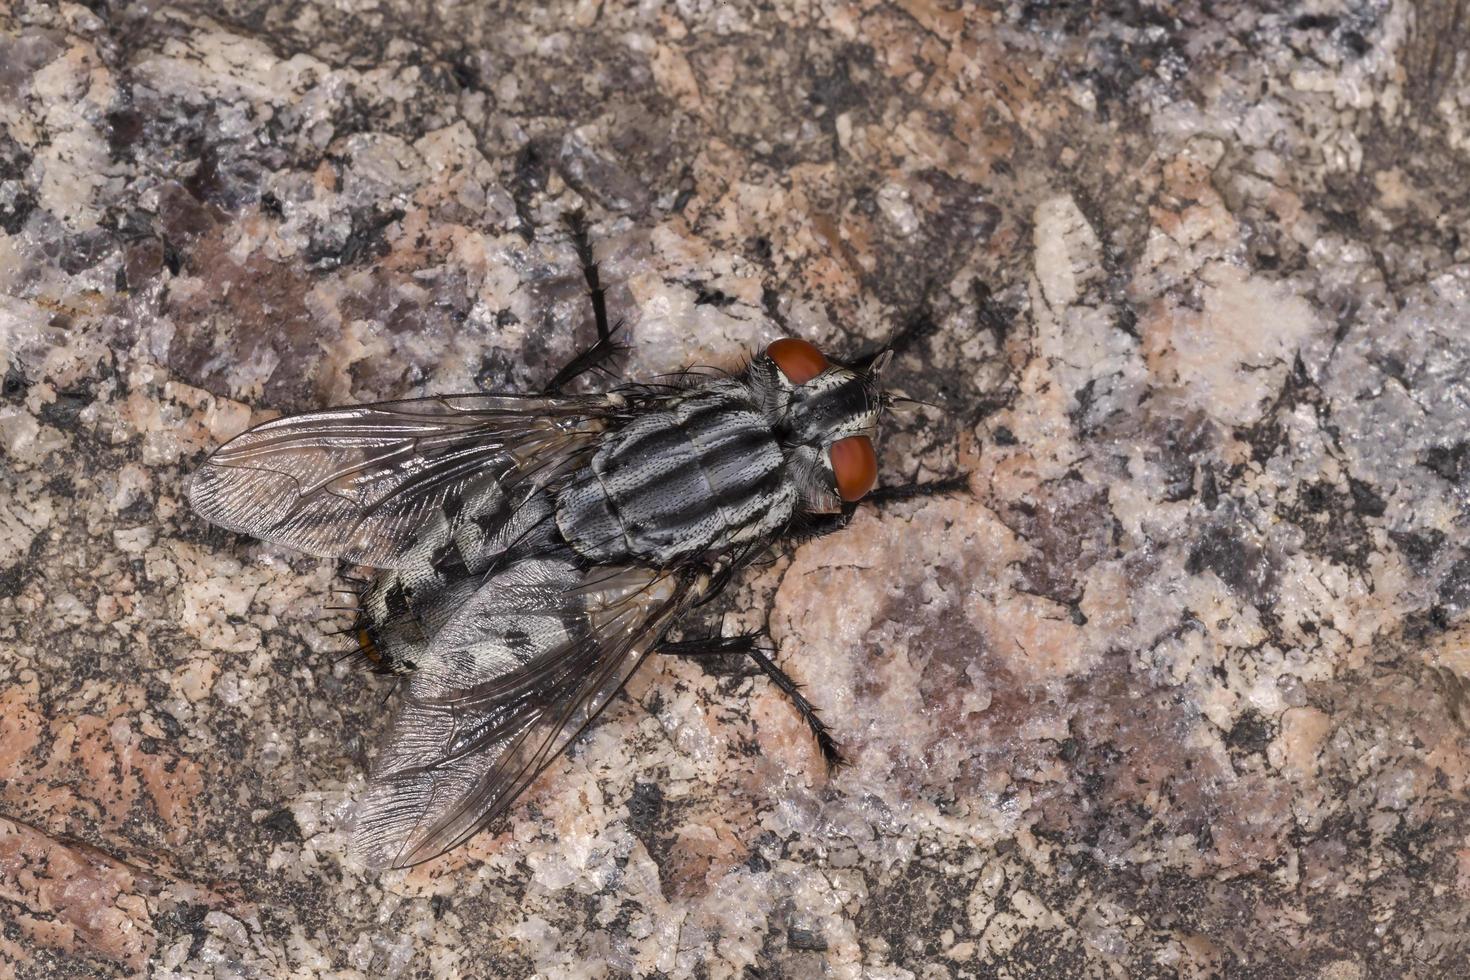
[554,382,799,564]
[554,338,890,564]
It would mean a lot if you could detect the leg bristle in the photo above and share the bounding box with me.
[662,632,844,770]
[544,214,625,393]
[868,475,970,506]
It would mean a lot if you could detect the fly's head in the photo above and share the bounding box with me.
[753,337,894,513]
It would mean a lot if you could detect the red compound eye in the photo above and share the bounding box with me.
[830,435,878,502]
[767,337,828,385]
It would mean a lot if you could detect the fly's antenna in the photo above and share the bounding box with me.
[882,393,936,413]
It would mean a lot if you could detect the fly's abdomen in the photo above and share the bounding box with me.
[357,485,560,673]
[555,389,796,563]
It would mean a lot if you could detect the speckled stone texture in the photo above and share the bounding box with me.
[3,0,1470,976]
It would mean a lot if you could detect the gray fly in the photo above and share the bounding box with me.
[188,221,954,869]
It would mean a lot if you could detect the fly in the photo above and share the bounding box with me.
[188,216,960,869]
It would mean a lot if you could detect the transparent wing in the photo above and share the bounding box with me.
[352,561,699,869]
[188,394,611,567]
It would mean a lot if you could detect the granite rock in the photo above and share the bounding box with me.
[3,0,1470,977]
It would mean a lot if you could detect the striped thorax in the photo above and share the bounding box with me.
[556,339,890,565]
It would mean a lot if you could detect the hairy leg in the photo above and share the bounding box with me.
[796,475,971,543]
[545,211,627,393]
[659,632,844,770]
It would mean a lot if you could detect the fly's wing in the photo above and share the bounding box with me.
[352,560,698,869]
[188,394,612,567]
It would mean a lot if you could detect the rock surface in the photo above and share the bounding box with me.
[4,0,1470,976]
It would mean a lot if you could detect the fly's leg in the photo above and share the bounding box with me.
[659,633,844,770]
[884,307,942,358]
[868,474,970,503]
[662,480,968,768]
[570,210,612,347]
[545,211,628,393]
[796,475,971,542]
[851,304,942,370]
